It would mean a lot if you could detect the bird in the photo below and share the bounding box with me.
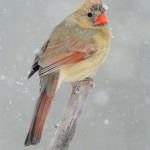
[24,0,111,146]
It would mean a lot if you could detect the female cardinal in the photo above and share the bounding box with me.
[25,0,111,146]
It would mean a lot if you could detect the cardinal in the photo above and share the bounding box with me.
[25,0,111,146]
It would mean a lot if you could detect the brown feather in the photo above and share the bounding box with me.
[25,72,59,146]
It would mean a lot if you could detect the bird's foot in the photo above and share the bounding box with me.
[71,77,94,94]
[79,77,94,88]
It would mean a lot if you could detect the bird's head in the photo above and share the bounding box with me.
[71,0,109,28]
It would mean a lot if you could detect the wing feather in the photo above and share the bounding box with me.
[29,22,98,78]
[39,52,84,77]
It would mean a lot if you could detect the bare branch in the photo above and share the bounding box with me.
[48,77,94,150]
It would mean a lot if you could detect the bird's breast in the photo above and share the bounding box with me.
[60,28,111,82]
[60,46,109,82]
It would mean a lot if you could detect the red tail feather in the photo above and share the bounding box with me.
[25,73,59,146]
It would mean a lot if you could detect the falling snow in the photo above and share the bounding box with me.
[0,0,150,150]
[33,48,40,54]
[104,119,110,125]
[94,90,109,106]
[0,75,5,80]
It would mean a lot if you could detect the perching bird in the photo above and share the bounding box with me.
[25,0,111,146]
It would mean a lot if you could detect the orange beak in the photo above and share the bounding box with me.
[95,14,109,26]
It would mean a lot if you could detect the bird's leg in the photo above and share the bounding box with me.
[71,77,94,94]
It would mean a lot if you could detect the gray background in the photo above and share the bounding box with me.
[0,0,150,150]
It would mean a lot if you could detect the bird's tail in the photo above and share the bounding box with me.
[24,72,59,146]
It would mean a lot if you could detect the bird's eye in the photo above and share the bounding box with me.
[87,12,93,17]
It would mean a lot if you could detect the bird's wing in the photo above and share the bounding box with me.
[38,23,98,77]
[28,39,50,78]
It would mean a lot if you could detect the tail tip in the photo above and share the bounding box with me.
[24,133,40,146]
[28,71,34,79]
[24,134,31,146]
